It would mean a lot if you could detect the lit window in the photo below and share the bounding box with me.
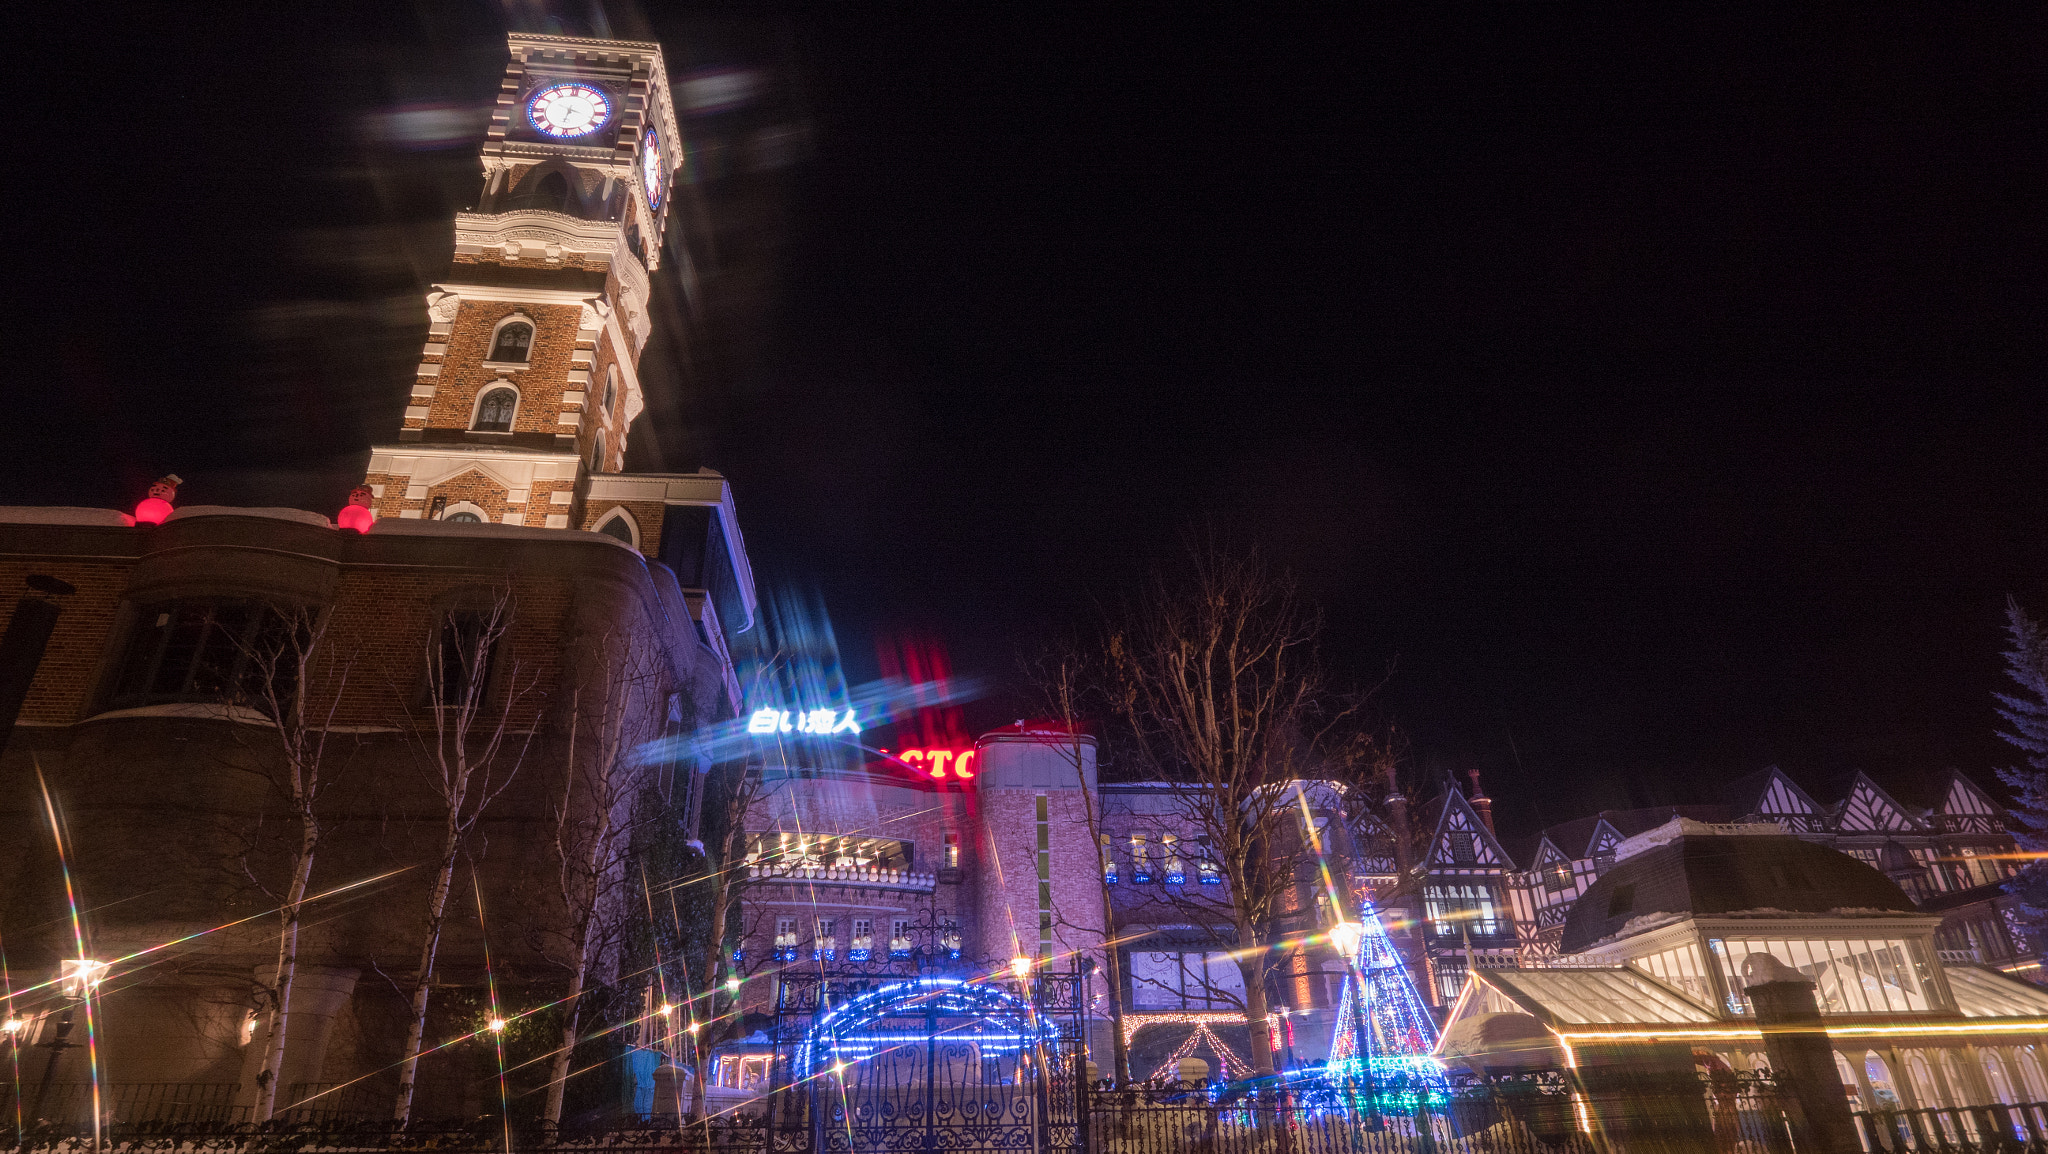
[488,321,533,363]
[1100,835,1118,885]
[1423,884,1501,936]
[474,387,517,432]
[1131,835,1153,884]
[814,918,836,961]
[943,832,960,870]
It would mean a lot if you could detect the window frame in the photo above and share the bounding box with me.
[483,314,536,366]
[419,596,512,711]
[592,506,639,548]
[106,597,305,712]
[471,384,521,433]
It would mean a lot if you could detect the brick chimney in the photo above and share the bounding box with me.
[1467,767,1496,836]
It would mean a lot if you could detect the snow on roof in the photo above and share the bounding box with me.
[0,506,133,526]
[1614,816,1788,862]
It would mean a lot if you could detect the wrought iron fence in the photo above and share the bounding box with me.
[0,1080,246,1127]
[0,1114,773,1153]
[1854,1101,2048,1153]
[1082,1072,1798,1154]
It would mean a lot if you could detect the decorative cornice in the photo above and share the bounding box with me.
[454,208,624,261]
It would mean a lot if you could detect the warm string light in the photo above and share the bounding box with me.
[1149,1021,1251,1083]
[1120,1011,1247,1048]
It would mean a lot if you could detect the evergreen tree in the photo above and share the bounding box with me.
[1994,597,2048,926]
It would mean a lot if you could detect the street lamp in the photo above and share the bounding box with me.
[58,959,106,1000]
[1009,956,1034,982]
[1327,920,1374,1110]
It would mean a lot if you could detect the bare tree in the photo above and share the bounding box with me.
[1099,543,1384,1078]
[228,603,361,1121]
[537,629,665,1128]
[392,589,537,1125]
[675,750,784,1120]
[1021,641,1130,1086]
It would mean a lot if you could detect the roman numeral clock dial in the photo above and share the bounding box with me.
[525,81,612,138]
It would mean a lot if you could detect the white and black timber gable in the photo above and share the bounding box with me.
[1832,772,1925,835]
[1423,788,1511,873]
[1728,765,1826,833]
[1584,819,1626,866]
[1935,770,2005,836]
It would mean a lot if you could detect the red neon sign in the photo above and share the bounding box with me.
[891,748,977,781]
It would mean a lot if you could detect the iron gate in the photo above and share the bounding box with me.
[769,961,1085,1154]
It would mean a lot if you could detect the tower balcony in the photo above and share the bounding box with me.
[745,862,937,894]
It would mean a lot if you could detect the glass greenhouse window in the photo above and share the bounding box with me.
[1630,943,1713,1006]
[1714,938,1938,1015]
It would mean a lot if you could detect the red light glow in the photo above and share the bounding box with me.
[894,748,977,781]
[336,505,374,533]
[133,497,172,526]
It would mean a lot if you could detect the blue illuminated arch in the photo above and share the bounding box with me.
[800,977,1056,1073]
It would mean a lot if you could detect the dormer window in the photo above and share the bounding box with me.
[487,320,533,364]
[473,387,517,432]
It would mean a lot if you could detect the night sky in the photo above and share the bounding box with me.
[14,6,2048,841]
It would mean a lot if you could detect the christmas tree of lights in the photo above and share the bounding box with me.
[1327,904,1444,1088]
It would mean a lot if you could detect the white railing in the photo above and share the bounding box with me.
[746,862,937,891]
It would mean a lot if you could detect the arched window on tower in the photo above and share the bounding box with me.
[487,321,533,364]
[591,429,607,473]
[473,387,518,432]
[602,366,617,416]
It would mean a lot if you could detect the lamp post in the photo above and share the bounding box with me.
[30,959,104,1130]
[1327,921,1375,1112]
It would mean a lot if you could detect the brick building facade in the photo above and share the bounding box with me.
[0,31,766,1126]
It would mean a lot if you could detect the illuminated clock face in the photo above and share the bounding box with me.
[641,129,665,210]
[526,82,613,138]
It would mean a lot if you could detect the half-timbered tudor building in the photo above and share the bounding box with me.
[1504,766,2040,983]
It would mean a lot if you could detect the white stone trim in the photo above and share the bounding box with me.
[411,384,437,399]
[423,342,448,356]
[368,444,581,498]
[404,406,430,420]
[416,362,442,377]
[545,513,569,529]
[601,313,645,421]
[434,281,599,308]
[438,501,490,523]
[583,469,757,629]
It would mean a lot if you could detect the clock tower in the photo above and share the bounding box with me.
[361,32,681,531]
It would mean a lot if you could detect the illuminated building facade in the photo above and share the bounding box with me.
[1441,820,2048,1116]
[1506,766,2042,982]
